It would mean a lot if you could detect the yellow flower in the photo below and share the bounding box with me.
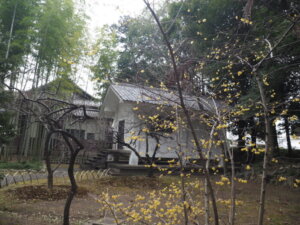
[237,71,243,76]
[278,176,287,182]
[111,195,119,200]
[271,158,278,163]
[215,181,224,186]
[289,115,298,121]
[237,178,248,184]
[142,127,149,133]
[280,109,288,115]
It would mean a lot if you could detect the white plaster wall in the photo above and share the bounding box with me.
[110,102,221,165]
[136,121,221,160]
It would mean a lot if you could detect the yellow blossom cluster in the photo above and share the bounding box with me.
[294,179,300,188]
[271,158,278,163]
[240,17,253,24]
[289,115,298,121]
[237,178,248,184]
[216,124,228,129]
[278,176,287,182]
[217,199,244,206]
[216,176,231,186]
[292,98,300,102]
[197,18,207,23]
[243,148,265,155]
[130,135,145,142]
[97,179,210,225]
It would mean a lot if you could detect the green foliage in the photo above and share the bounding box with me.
[165,0,300,151]
[0,0,86,85]
[0,91,15,145]
[0,0,37,79]
[0,160,42,170]
[33,0,86,83]
[91,13,169,97]
[114,15,167,84]
[90,25,118,98]
[38,77,93,101]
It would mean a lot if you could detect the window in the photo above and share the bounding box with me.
[87,133,95,140]
[66,129,85,139]
[117,120,125,149]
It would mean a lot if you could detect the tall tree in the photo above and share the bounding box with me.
[0,0,37,86]
[32,0,86,88]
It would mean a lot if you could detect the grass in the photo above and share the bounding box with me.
[0,161,42,170]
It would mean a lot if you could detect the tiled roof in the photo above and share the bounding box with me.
[72,99,101,108]
[71,109,99,118]
[110,83,220,112]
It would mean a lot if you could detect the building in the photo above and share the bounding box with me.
[100,83,223,166]
[12,78,102,160]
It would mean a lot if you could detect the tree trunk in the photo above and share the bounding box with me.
[47,169,53,190]
[270,120,279,156]
[249,117,257,163]
[229,150,236,225]
[6,3,17,60]
[144,2,220,223]
[221,129,236,225]
[63,151,79,225]
[205,152,211,225]
[237,120,246,151]
[44,132,53,190]
[283,116,292,155]
[255,74,274,225]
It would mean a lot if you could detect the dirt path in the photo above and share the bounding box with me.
[0,195,100,225]
[0,176,299,225]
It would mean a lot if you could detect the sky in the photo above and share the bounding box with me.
[86,0,146,35]
[77,0,146,96]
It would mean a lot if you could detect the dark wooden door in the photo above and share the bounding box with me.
[117,120,125,149]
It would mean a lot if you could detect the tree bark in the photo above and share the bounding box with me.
[270,120,279,156]
[283,116,292,155]
[237,120,246,152]
[61,131,83,225]
[6,3,17,60]
[44,132,53,190]
[229,150,236,225]
[144,2,219,224]
[63,152,78,225]
[221,129,236,225]
[255,74,273,225]
[249,117,257,163]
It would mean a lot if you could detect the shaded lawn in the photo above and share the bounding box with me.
[0,161,42,170]
[0,176,299,225]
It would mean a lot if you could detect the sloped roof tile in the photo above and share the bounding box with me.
[111,83,221,112]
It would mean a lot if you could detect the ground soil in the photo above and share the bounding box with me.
[0,176,299,225]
